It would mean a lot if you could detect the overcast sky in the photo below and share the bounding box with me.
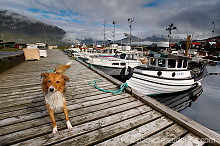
[1,0,219,41]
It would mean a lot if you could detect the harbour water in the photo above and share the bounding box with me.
[113,64,220,134]
[179,65,220,134]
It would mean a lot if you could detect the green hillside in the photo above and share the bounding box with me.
[0,10,66,45]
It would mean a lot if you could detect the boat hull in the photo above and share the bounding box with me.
[127,71,195,95]
[91,64,123,76]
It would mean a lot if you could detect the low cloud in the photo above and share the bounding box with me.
[1,0,219,41]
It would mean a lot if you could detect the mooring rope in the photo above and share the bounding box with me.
[88,79,128,94]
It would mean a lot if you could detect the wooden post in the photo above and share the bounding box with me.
[185,35,191,56]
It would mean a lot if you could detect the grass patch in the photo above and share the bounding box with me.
[0,48,22,51]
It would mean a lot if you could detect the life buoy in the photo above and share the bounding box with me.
[120,66,134,80]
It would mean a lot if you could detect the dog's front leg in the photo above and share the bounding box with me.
[63,101,72,130]
[46,104,58,134]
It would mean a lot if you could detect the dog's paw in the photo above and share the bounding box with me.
[52,126,58,134]
[66,120,72,129]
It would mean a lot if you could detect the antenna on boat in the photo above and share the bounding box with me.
[166,23,177,54]
[128,17,134,47]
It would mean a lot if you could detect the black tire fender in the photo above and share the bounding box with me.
[120,66,134,80]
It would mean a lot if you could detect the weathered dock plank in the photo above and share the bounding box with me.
[1,100,146,145]
[171,133,206,146]
[1,101,143,136]
[15,110,162,146]
[133,123,188,145]
[0,94,132,127]
[0,49,219,146]
[95,117,174,146]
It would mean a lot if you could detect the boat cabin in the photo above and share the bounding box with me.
[114,51,140,60]
[148,54,190,70]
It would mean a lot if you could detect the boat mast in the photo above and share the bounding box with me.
[166,23,177,54]
[103,20,106,48]
[211,22,215,48]
[112,20,116,45]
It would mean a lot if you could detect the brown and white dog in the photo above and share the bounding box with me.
[41,61,73,134]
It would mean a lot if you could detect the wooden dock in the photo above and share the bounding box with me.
[0,49,220,145]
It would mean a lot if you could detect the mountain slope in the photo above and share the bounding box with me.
[0,10,66,45]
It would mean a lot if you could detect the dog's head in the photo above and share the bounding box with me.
[41,72,69,94]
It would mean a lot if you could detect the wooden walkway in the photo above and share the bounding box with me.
[0,49,219,146]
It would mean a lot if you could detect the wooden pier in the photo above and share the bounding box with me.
[0,49,219,145]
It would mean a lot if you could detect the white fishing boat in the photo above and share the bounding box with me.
[127,54,203,95]
[86,51,147,79]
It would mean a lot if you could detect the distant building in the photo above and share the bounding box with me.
[48,46,58,49]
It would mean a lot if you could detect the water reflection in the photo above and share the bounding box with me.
[112,74,204,112]
[149,86,203,112]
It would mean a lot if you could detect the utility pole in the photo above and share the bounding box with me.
[128,17,134,46]
[43,25,46,44]
[10,24,13,41]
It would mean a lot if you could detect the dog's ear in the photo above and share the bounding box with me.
[62,75,69,82]
[41,73,49,78]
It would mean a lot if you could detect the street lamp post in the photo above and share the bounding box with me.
[128,17,134,46]
[166,23,177,53]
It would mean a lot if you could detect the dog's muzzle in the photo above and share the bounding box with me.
[49,86,55,92]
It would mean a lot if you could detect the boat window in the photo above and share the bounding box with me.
[177,59,182,68]
[150,58,156,66]
[133,54,138,60]
[183,59,187,68]
[158,59,166,67]
[126,54,131,60]
[168,59,176,68]
[112,63,119,65]
[120,63,126,66]
[126,54,130,59]
[126,54,136,60]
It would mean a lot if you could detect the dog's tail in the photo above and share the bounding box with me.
[55,61,73,74]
